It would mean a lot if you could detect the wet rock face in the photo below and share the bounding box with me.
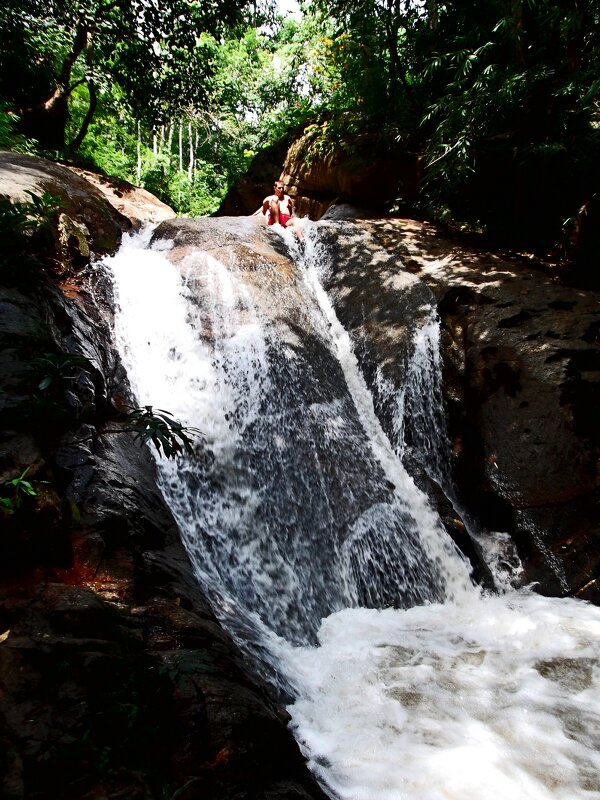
[151,218,454,638]
[435,269,600,600]
[322,212,599,601]
[162,210,598,602]
[0,169,327,799]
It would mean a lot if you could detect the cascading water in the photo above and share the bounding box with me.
[109,224,472,647]
[106,222,600,800]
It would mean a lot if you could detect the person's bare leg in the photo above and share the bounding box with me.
[285,218,304,241]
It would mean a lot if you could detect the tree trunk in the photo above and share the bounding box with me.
[68,79,98,152]
[178,122,184,172]
[17,91,70,150]
[68,29,98,152]
[382,0,418,112]
[16,24,88,150]
[137,120,142,184]
[187,120,194,181]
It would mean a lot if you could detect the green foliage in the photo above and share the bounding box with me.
[0,191,61,239]
[124,406,201,459]
[1,467,39,515]
[0,106,38,153]
[305,0,599,247]
[65,15,324,214]
[30,352,92,392]
[68,84,139,176]
[0,191,63,279]
[0,0,261,150]
[415,0,600,243]
[1,0,597,251]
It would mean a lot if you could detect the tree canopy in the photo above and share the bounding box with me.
[301,0,600,249]
[1,0,598,257]
[0,0,262,149]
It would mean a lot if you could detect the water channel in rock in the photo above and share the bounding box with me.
[106,221,600,800]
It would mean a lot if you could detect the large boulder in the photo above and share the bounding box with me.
[281,131,419,220]
[65,165,175,225]
[215,136,298,218]
[215,129,419,222]
[0,151,130,253]
[316,210,599,601]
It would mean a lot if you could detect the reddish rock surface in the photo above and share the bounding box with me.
[216,131,419,222]
[66,165,175,225]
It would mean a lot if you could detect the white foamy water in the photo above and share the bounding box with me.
[297,232,473,604]
[106,226,600,800]
[108,226,474,639]
[279,592,600,800]
[107,227,268,450]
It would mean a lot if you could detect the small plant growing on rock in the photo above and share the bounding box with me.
[0,190,63,279]
[92,405,201,459]
[124,406,199,458]
[0,467,40,515]
[0,190,61,243]
[31,351,92,392]
[26,349,199,459]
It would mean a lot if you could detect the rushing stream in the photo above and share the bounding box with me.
[106,222,600,800]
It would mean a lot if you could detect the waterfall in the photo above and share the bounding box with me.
[106,222,600,800]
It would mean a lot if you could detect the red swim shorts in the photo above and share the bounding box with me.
[268,212,291,226]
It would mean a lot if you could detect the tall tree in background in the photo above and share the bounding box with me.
[307,0,423,124]
[0,0,261,151]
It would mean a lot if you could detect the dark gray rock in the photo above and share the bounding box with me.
[0,156,328,800]
[324,216,599,601]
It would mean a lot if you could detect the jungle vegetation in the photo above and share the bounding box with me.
[1,0,599,257]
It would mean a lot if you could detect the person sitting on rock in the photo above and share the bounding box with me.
[259,180,304,240]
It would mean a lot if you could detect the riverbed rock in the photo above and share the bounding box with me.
[319,210,599,601]
[0,157,328,800]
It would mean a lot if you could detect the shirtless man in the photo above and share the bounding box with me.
[261,180,304,240]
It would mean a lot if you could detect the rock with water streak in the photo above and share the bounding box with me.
[151,216,454,637]
[319,211,599,601]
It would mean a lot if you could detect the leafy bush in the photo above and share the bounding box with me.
[0,190,61,241]
[0,191,63,281]
[30,352,92,392]
[0,105,38,153]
